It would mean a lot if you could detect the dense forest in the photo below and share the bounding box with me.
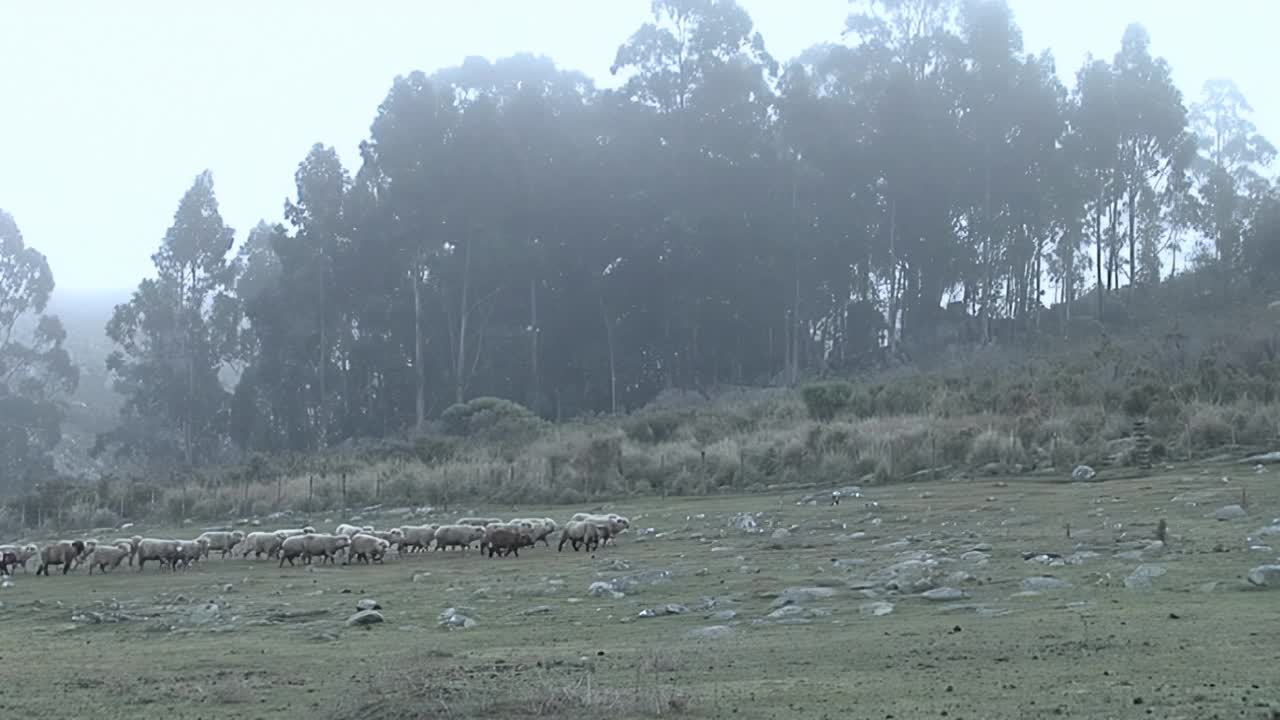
[3,0,1279,501]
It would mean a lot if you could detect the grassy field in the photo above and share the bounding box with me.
[1,461,1279,720]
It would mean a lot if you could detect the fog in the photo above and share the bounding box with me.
[1,0,1275,292]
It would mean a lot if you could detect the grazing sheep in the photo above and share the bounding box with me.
[37,540,86,576]
[86,545,131,574]
[195,531,244,559]
[241,532,283,559]
[348,534,392,564]
[557,521,600,553]
[432,524,486,551]
[369,528,405,548]
[484,525,531,558]
[136,538,180,571]
[456,517,502,527]
[112,537,142,566]
[334,523,364,537]
[273,526,317,541]
[278,535,309,567]
[397,525,437,553]
[301,533,351,565]
[0,544,37,573]
[173,539,208,570]
[575,513,630,545]
[0,549,19,576]
[511,518,556,547]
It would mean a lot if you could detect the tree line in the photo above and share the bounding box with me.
[3,0,1279,485]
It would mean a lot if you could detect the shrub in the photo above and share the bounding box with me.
[1186,403,1233,450]
[801,381,855,422]
[620,410,685,444]
[967,428,1024,467]
[440,397,546,445]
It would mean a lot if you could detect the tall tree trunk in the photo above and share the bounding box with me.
[789,174,801,386]
[318,265,328,450]
[529,278,540,415]
[454,225,472,406]
[185,264,195,467]
[1127,186,1137,288]
[412,261,425,432]
[1095,178,1104,321]
[600,296,617,414]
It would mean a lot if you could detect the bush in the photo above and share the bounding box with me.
[801,382,855,422]
[620,410,685,444]
[967,428,1024,467]
[440,397,546,445]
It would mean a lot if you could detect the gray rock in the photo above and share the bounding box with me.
[1021,576,1071,591]
[1124,564,1167,591]
[437,607,477,629]
[1065,551,1101,565]
[859,601,894,616]
[1247,565,1280,587]
[346,610,384,627]
[356,598,381,611]
[770,587,838,608]
[588,581,624,599]
[1142,541,1167,558]
[729,513,759,531]
[766,605,830,620]
[1114,550,1143,560]
[1071,465,1096,481]
[960,550,990,563]
[708,609,738,621]
[521,605,554,616]
[687,625,734,640]
[769,528,792,544]
[922,587,966,601]
[1210,504,1248,521]
[663,604,688,615]
[970,543,993,552]
[1255,525,1280,537]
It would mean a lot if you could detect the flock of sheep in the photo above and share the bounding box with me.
[0,512,632,577]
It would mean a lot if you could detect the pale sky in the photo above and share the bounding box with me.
[1,1,1276,293]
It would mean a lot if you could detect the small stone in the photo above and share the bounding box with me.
[708,609,738,620]
[1065,551,1100,565]
[663,604,688,615]
[1072,465,1096,481]
[1124,564,1168,591]
[356,599,381,611]
[922,587,966,601]
[961,550,990,563]
[859,601,894,616]
[687,625,733,640]
[588,582,624,599]
[1247,565,1280,588]
[1021,576,1071,591]
[522,605,553,615]
[1210,504,1248,521]
[770,587,838,608]
[346,610,384,627]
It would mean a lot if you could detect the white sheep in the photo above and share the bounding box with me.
[432,524,485,551]
[195,531,244,559]
[241,532,283,559]
[86,545,131,574]
[348,533,392,564]
[135,538,180,571]
[558,521,600,552]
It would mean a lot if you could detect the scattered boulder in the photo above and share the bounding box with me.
[663,604,689,615]
[859,601,894,616]
[769,528,793,546]
[1247,565,1280,588]
[922,587,966,601]
[960,550,990,564]
[687,625,733,640]
[347,610,384,627]
[708,609,738,621]
[588,581,624,599]
[766,605,830,620]
[1066,551,1101,565]
[356,599,381,612]
[770,587,838,608]
[729,513,759,531]
[1071,465,1096,481]
[1021,576,1071,592]
[438,607,477,629]
[1124,564,1168,591]
[1210,505,1248,521]
[1255,526,1280,537]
